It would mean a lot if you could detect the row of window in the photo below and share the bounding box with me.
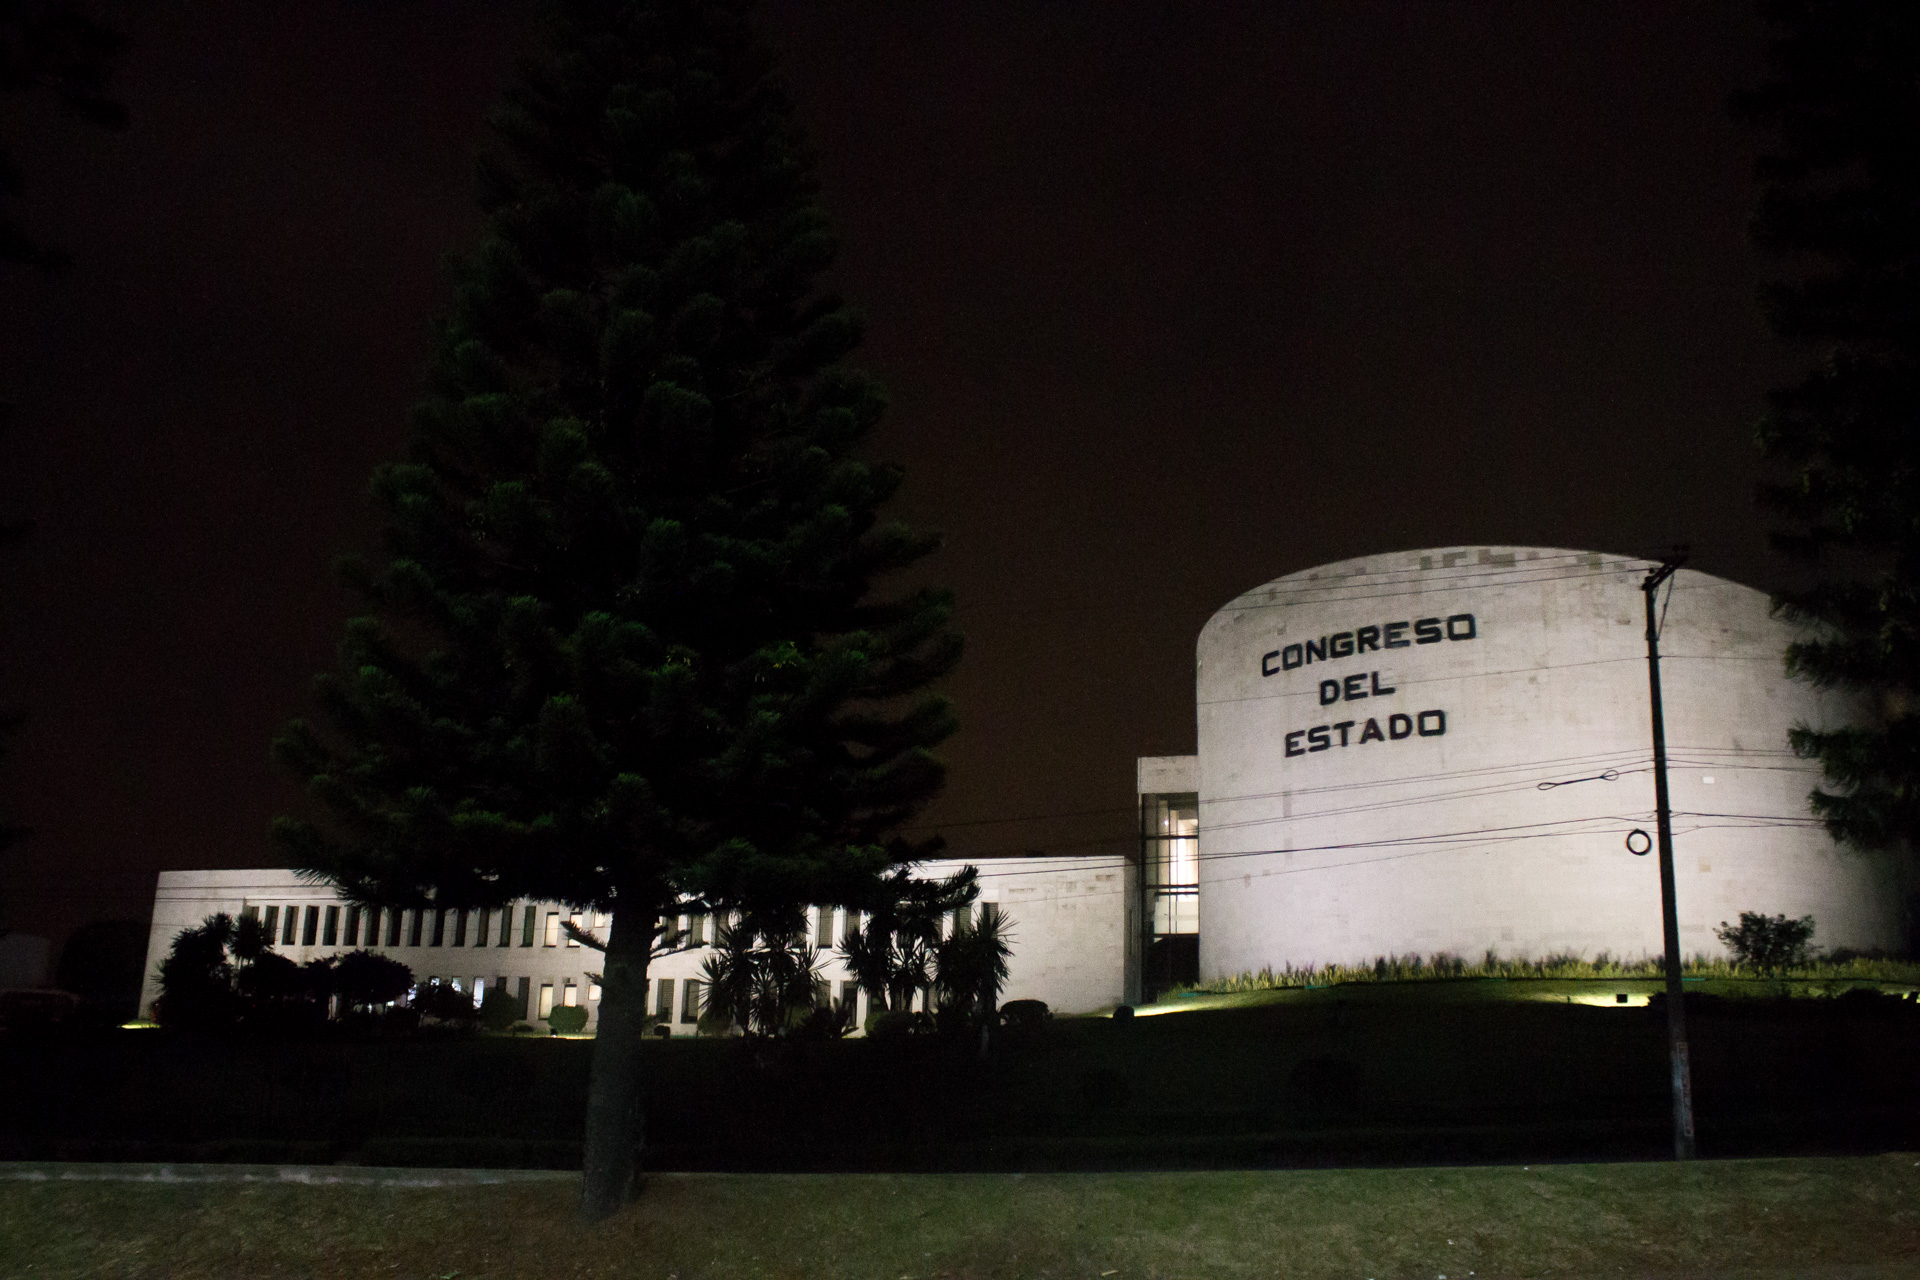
[244,903,612,951]
[243,902,996,954]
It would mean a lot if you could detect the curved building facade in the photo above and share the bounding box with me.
[1190,547,1905,981]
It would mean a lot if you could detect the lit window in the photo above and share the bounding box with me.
[472,977,485,1007]
[449,977,462,992]
[538,983,554,1018]
[566,913,582,948]
[563,980,578,1008]
[588,979,602,1002]
[544,911,560,947]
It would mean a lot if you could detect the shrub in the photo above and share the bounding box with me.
[479,986,523,1032]
[412,979,480,1024]
[1000,999,1050,1029]
[863,1009,916,1042]
[331,950,413,1012]
[546,1005,588,1034]
[1716,911,1817,973]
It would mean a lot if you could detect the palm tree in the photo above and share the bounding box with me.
[934,906,1013,1058]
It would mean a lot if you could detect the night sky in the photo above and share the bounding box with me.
[0,1,1796,959]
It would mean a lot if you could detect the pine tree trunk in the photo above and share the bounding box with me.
[579,907,650,1222]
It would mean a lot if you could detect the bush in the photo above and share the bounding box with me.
[1716,911,1817,973]
[546,1005,588,1034]
[862,1009,916,1042]
[331,950,413,1011]
[1000,999,1050,1029]
[479,986,523,1032]
[411,979,479,1024]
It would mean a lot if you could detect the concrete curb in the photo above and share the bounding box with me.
[0,1161,577,1186]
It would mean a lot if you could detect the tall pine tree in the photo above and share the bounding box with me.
[1742,1,1920,906]
[273,0,961,1219]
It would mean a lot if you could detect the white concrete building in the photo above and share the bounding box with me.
[137,857,1125,1029]
[141,546,1907,1021]
[1149,546,1907,994]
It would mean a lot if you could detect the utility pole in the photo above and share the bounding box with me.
[1642,554,1697,1160]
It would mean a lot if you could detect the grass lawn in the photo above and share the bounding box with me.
[4,1154,1917,1280]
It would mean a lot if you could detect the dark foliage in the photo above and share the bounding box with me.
[331,949,415,1012]
[547,1004,589,1034]
[153,915,415,1033]
[270,1,959,1213]
[1739,1,1920,875]
[480,984,525,1031]
[837,867,975,1019]
[1715,910,1819,973]
[412,978,482,1025]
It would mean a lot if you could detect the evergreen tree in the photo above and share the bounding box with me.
[1741,2,1920,885]
[273,0,960,1220]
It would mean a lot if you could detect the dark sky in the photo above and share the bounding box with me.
[0,1,1794,957]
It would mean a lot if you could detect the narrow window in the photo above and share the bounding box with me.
[408,909,424,948]
[262,905,280,942]
[655,977,675,1021]
[452,909,468,948]
[430,909,446,947]
[680,978,701,1023]
[515,976,531,1018]
[840,980,859,1020]
[387,907,403,947]
[588,978,602,1002]
[563,980,578,1008]
[344,905,361,947]
[474,909,491,948]
[498,908,513,948]
[688,913,705,946]
[282,907,299,945]
[815,906,832,946]
[538,983,554,1019]
[566,912,582,948]
[953,904,972,934]
[544,911,560,947]
[322,905,340,947]
[841,910,861,946]
[521,905,537,947]
[472,977,485,1007]
[241,904,259,922]
[302,905,320,946]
